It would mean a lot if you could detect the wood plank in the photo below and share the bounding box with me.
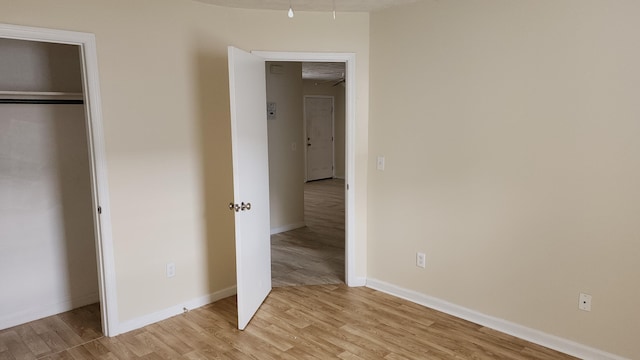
[57,304,102,342]
[0,351,16,360]
[0,330,35,360]
[13,326,50,357]
[96,337,139,359]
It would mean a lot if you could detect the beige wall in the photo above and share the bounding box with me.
[303,79,346,179]
[0,0,369,324]
[369,1,640,358]
[266,62,304,232]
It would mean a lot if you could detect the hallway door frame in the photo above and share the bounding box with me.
[254,51,359,286]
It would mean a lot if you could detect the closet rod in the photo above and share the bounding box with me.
[0,99,84,105]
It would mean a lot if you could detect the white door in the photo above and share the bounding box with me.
[305,96,334,181]
[227,46,272,330]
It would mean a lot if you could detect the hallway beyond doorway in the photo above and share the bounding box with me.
[271,179,345,287]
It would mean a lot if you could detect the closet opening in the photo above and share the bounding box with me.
[0,37,104,340]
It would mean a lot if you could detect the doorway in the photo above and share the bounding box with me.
[265,61,347,287]
[254,51,357,287]
[227,48,358,329]
[0,23,117,336]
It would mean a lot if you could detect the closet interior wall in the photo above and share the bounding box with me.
[0,38,99,329]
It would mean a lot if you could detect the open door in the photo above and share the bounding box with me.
[227,46,272,330]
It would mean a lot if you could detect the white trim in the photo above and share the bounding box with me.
[118,286,237,334]
[366,278,629,360]
[271,222,306,235]
[0,292,100,330]
[0,23,118,336]
[252,51,358,287]
[350,276,367,287]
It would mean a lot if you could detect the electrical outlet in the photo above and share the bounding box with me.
[166,263,176,278]
[377,156,385,171]
[579,293,592,311]
[416,252,426,269]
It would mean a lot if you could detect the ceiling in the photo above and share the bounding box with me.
[200,0,410,81]
[194,0,418,12]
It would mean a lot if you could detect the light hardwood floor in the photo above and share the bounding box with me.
[1,179,577,359]
[0,304,102,360]
[0,285,577,359]
[271,179,345,287]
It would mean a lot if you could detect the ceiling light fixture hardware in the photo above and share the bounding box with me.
[332,0,336,19]
[288,0,294,18]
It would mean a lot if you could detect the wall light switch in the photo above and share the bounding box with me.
[416,252,426,269]
[377,156,385,171]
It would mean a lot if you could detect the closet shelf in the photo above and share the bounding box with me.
[0,91,84,104]
[0,91,83,100]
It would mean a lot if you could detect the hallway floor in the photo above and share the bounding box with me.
[271,178,345,287]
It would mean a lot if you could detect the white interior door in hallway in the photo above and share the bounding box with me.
[305,96,334,181]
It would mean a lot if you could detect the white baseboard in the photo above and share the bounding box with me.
[366,278,628,360]
[347,276,367,287]
[116,285,237,335]
[0,292,100,331]
[270,222,306,235]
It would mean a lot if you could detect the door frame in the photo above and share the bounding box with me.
[303,95,335,181]
[0,23,118,336]
[253,51,358,286]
